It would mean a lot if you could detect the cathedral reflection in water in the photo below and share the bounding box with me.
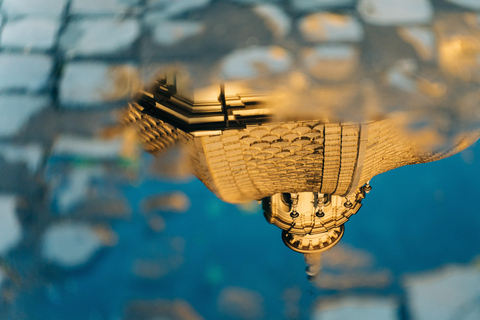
[124,77,480,273]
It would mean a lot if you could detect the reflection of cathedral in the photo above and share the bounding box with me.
[124,78,479,254]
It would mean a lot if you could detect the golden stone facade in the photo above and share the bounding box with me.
[124,79,480,254]
[125,98,477,202]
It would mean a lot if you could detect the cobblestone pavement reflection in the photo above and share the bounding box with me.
[1,1,480,320]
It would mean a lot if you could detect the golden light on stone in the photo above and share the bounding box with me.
[123,77,480,278]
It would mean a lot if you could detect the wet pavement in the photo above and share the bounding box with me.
[1,0,480,319]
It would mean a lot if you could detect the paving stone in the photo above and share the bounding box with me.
[0,54,52,92]
[142,192,191,213]
[0,95,50,137]
[312,297,398,320]
[302,45,359,81]
[299,12,364,42]
[52,166,103,214]
[253,4,291,38]
[59,62,139,107]
[70,0,140,15]
[220,46,293,80]
[1,0,68,18]
[52,135,123,160]
[446,0,480,10]
[41,222,107,268]
[60,18,140,56]
[0,144,43,173]
[385,59,418,92]
[0,195,22,256]
[147,0,211,19]
[357,0,433,26]
[404,265,480,320]
[150,20,205,46]
[398,27,435,61]
[217,287,264,320]
[0,17,60,50]
[293,0,355,11]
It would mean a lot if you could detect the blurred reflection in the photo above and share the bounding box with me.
[124,74,480,278]
[2,0,480,319]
